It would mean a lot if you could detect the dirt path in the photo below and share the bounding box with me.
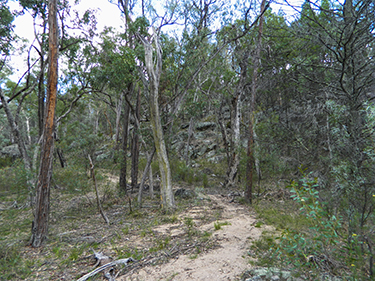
[119,194,272,281]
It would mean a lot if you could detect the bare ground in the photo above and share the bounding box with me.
[0,171,274,280]
[118,194,273,281]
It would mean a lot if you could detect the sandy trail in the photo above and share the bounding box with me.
[119,194,271,281]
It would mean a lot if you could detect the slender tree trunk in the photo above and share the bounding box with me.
[88,155,109,225]
[226,92,243,187]
[0,88,33,190]
[149,161,154,199]
[218,99,230,166]
[38,57,45,139]
[226,46,250,188]
[246,0,266,204]
[138,148,156,207]
[31,0,58,247]
[131,88,141,191]
[115,94,123,149]
[139,29,175,210]
[119,91,131,194]
[184,117,194,166]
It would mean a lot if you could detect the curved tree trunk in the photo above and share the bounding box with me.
[31,0,58,247]
[139,29,175,210]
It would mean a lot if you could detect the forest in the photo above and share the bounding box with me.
[0,0,374,280]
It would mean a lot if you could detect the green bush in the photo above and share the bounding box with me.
[268,169,373,279]
[53,165,90,192]
[0,161,28,193]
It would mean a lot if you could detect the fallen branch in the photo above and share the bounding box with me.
[76,257,135,281]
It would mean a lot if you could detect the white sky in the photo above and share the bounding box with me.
[7,0,303,82]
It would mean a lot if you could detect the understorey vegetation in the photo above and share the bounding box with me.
[1,0,375,280]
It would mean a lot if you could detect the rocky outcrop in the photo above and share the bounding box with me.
[0,144,21,158]
[241,268,343,281]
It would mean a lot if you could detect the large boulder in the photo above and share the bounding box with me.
[0,144,21,158]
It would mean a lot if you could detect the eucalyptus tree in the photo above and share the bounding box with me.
[18,0,50,138]
[30,0,58,248]
[245,0,267,203]
[0,0,14,68]
[314,0,375,236]
[0,1,35,191]
[88,26,137,193]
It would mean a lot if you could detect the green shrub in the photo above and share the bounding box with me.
[53,165,90,192]
[267,169,373,279]
[0,161,28,193]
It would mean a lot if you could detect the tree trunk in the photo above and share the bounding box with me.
[245,0,266,204]
[149,161,154,199]
[139,29,175,210]
[0,88,33,190]
[131,88,141,191]
[119,90,131,195]
[38,57,46,139]
[114,94,123,150]
[31,0,58,247]
[184,117,194,166]
[138,147,156,207]
[226,91,243,188]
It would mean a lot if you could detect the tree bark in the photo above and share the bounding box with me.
[88,155,109,225]
[184,117,194,166]
[139,29,175,210]
[245,0,267,204]
[119,90,131,195]
[31,0,58,247]
[131,87,141,191]
[138,147,156,207]
[115,93,123,149]
[0,88,33,190]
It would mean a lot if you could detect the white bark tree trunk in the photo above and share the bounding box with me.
[138,29,175,210]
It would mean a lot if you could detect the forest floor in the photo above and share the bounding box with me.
[0,171,277,281]
[118,193,273,281]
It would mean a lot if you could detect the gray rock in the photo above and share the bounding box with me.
[206,150,216,158]
[241,268,299,281]
[1,144,21,158]
[195,122,216,131]
[241,267,343,281]
[174,188,196,199]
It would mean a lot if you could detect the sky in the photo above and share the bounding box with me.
[7,0,304,82]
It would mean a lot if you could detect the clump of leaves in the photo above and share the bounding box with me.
[184,217,196,238]
[267,169,365,279]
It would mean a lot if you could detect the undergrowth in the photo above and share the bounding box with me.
[251,169,373,280]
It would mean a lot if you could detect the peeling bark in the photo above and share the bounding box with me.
[31,0,58,247]
[119,91,131,195]
[138,29,175,210]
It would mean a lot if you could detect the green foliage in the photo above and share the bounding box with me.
[253,169,374,279]
[214,221,230,231]
[53,165,90,193]
[184,217,196,238]
[171,159,195,184]
[0,0,15,58]
[0,244,32,279]
[0,161,28,193]
[273,171,341,271]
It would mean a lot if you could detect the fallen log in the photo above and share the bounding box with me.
[76,257,135,281]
